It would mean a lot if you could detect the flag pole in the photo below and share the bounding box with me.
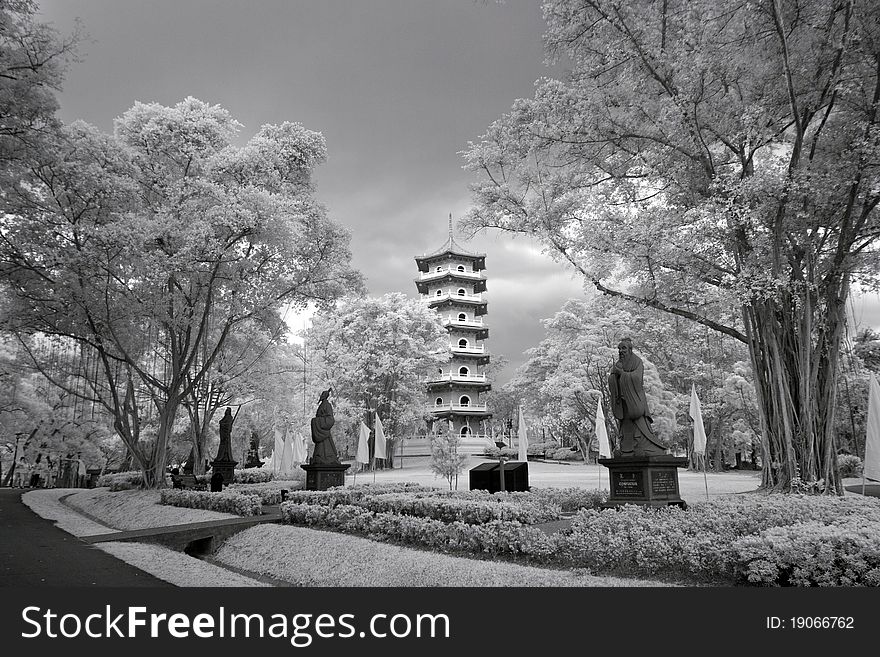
[702,452,710,501]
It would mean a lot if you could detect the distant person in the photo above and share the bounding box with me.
[13,457,30,488]
[77,456,87,488]
[30,454,44,488]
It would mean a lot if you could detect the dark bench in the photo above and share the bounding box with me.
[170,473,206,491]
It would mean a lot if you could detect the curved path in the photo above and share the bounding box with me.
[0,488,172,587]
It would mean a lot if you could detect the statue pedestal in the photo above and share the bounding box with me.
[598,455,688,509]
[301,463,350,491]
[210,459,237,489]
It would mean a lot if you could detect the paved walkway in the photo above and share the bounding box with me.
[844,483,880,497]
[0,488,173,587]
[81,506,282,547]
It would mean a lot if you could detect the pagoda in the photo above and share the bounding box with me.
[414,217,492,454]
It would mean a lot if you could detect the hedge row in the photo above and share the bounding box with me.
[160,489,262,516]
[354,492,560,525]
[227,481,305,505]
[280,503,556,558]
[233,468,275,484]
[279,490,880,585]
[97,471,144,491]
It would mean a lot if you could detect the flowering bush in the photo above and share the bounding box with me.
[160,489,262,516]
[233,468,274,484]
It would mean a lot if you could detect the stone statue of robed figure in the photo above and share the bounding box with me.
[310,388,340,465]
[607,338,667,458]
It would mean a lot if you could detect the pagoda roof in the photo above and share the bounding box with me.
[416,235,486,271]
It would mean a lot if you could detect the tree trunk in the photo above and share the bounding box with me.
[743,281,846,494]
[187,405,217,475]
[141,401,176,488]
[711,419,724,473]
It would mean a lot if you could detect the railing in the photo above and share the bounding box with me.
[426,372,488,383]
[443,315,483,327]
[450,343,485,354]
[428,402,489,412]
[423,292,485,304]
[418,268,485,281]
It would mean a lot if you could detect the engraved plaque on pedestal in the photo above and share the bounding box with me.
[599,456,688,509]
[612,470,645,498]
[301,463,351,491]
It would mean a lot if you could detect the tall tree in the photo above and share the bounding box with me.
[0,0,80,168]
[1,98,363,487]
[506,297,679,454]
[463,0,880,492]
[305,292,449,463]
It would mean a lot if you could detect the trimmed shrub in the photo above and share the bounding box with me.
[279,485,880,586]
[530,487,607,512]
[731,519,880,586]
[286,482,434,508]
[228,481,305,505]
[355,492,560,524]
[233,468,274,484]
[547,447,584,461]
[556,495,880,582]
[160,489,262,516]
[98,471,144,491]
[482,446,519,459]
[279,502,557,559]
[837,454,864,479]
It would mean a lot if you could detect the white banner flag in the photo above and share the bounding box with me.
[357,421,371,464]
[596,400,611,458]
[290,431,307,464]
[272,425,285,473]
[866,374,880,482]
[374,413,387,460]
[689,383,708,456]
[517,406,528,462]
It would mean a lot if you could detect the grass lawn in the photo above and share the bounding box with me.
[343,455,763,502]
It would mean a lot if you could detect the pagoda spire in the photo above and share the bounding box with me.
[448,213,453,239]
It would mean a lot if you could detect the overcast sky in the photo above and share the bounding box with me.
[36,0,880,385]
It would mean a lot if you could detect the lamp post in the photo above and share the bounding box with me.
[495,440,506,493]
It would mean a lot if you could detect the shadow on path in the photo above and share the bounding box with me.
[844,483,880,498]
[0,488,172,587]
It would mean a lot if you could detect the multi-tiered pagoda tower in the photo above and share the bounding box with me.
[415,220,492,454]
